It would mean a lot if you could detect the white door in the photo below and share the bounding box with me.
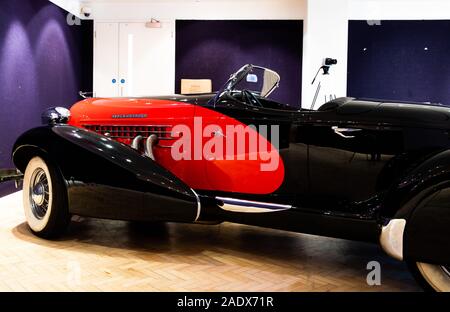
[94,23,120,97]
[119,22,175,97]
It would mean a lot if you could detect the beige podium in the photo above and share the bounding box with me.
[181,79,212,94]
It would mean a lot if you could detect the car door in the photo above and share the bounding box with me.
[302,110,403,213]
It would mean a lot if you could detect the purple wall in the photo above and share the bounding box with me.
[175,20,303,107]
[0,0,93,197]
[348,20,450,105]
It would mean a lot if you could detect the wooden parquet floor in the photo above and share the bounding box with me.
[0,191,421,292]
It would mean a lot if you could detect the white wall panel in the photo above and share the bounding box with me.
[81,0,306,21]
[302,0,349,108]
[94,22,119,97]
[118,22,175,96]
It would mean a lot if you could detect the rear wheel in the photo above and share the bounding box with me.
[409,262,450,292]
[23,156,70,238]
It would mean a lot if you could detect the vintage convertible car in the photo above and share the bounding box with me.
[12,65,450,291]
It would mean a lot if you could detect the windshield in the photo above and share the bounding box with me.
[211,64,281,105]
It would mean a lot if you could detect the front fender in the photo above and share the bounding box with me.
[12,125,200,222]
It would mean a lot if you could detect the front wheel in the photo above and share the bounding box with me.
[22,156,70,238]
[409,262,450,292]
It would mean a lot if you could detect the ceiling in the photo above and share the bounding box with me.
[79,0,238,3]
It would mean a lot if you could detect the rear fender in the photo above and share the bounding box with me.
[402,182,450,264]
[12,125,200,222]
[380,149,450,264]
[381,149,450,218]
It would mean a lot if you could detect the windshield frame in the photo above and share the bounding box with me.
[209,64,281,106]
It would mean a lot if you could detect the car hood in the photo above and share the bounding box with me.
[68,94,215,125]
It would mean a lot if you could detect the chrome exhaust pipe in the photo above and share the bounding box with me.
[145,134,158,161]
[131,135,143,150]
[131,134,158,161]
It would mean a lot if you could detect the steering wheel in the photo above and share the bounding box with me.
[242,89,263,108]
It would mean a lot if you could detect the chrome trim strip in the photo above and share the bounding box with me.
[192,189,201,222]
[102,136,175,140]
[216,197,292,213]
[380,218,406,261]
[82,124,173,128]
[442,266,450,278]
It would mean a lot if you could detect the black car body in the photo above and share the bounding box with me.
[12,65,450,291]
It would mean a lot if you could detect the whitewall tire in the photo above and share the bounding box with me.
[22,156,70,238]
[411,262,450,292]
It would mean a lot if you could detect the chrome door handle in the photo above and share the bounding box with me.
[332,126,362,139]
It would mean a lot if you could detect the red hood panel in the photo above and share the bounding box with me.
[68,97,284,195]
[69,98,195,126]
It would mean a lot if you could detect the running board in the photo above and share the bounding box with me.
[216,197,292,213]
[0,168,23,188]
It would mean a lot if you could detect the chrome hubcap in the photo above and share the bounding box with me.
[29,168,49,219]
[442,266,450,278]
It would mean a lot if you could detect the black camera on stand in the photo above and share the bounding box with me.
[322,58,338,75]
[324,58,338,66]
[310,57,338,109]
